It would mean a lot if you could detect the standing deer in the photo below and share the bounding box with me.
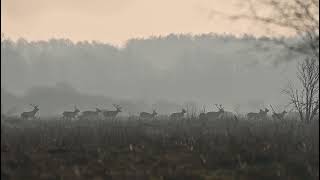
[272,110,287,120]
[170,109,186,120]
[21,104,39,120]
[79,108,102,120]
[246,108,269,120]
[62,106,80,120]
[260,108,269,119]
[206,104,224,120]
[102,104,122,121]
[140,110,157,120]
[269,105,287,120]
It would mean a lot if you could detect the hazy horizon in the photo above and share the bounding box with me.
[1,34,302,115]
[1,0,305,116]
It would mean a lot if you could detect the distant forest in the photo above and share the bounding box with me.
[1,33,303,116]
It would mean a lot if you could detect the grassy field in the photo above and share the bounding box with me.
[1,116,319,180]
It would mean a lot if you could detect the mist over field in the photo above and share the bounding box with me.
[1,0,319,178]
[1,34,303,116]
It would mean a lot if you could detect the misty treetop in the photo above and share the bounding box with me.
[1,33,303,112]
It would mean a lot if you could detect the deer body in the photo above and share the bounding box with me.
[79,108,101,120]
[62,106,80,120]
[246,112,259,119]
[206,110,224,120]
[102,104,122,120]
[206,104,225,120]
[21,104,39,120]
[170,109,186,120]
[103,110,121,119]
[140,110,157,120]
[218,111,235,119]
[247,108,269,120]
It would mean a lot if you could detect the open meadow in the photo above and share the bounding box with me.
[1,116,319,180]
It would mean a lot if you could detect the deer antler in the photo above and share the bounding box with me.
[218,104,224,111]
[269,105,277,114]
[30,104,39,109]
[113,104,121,109]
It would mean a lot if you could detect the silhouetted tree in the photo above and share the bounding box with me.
[283,56,319,123]
[229,0,319,57]
[223,0,319,122]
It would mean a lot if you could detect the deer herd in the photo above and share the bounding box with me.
[15,103,289,121]
[62,104,122,121]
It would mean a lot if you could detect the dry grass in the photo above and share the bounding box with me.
[1,116,319,180]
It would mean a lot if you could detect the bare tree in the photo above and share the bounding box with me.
[218,0,319,123]
[228,0,319,57]
[283,56,319,123]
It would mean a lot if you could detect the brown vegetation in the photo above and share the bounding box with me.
[1,116,319,180]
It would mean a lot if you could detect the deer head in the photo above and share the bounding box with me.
[152,109,157,116]
[73,105,80,113]
[113,104,122,112]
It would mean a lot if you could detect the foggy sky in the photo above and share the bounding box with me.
[1,0,295,45]
[1,0,302,116]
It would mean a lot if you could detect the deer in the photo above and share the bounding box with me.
[21,104,39,120]
[199,105,207,120]
[246,111,259,120]
[246,108,269,120]
[170,109,186,120]
[260,108,269,118]
[272,110,287,120]
[269,105,287,120]
[102,104,122,121]
[79,108,102,120]
[206,104,224,120]
[62,105,80,120]
[139,110,157,120]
